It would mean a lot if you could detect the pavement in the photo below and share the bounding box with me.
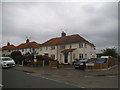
[12,64,119,88]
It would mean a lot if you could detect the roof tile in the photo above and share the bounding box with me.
[42,34,95,46]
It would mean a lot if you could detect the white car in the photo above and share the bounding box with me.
[0,57,15,68]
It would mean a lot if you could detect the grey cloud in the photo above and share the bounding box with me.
[2,2,118,53]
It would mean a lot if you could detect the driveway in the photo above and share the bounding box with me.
[12,65,118,88]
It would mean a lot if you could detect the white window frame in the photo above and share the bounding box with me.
[79,43,84,48]
[51,46,55,50]
[79,53,84,59]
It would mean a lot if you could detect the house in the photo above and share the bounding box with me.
[2,40,41,56]
[1,32,97,64]
[15,39,41,55]
[38,32,97,64]
[2,42,16,56]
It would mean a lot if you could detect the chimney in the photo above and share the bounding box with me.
[7,42,10,46]
[61,31,66,37]
[26,39,30,43]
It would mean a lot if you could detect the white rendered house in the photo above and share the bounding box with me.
[38,32,97,64]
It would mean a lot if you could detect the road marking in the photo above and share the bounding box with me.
[0,84,3,87]
[84,76,93,78]
[81,87,85,88]
[26,73,30,74]
[107,76,116,78]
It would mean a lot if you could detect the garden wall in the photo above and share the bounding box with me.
[49,61,58,68]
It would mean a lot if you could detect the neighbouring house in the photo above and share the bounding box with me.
[15,39,41,55]
[1,40,41,56]
[38,32,97,64]
[1,32,97,64]
[2,42,16,56]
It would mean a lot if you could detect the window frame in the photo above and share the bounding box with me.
[51,46,55,50]
[79,42,84,48]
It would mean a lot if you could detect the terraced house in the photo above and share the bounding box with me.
[1,32,97,64]
[38,32,97,64]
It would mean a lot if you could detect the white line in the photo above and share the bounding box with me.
[107,76,116,78]
[84,76,93,78]
[0,84,3,87]
[26,73,30,74]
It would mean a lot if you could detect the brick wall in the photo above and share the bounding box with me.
[49,61,58,67]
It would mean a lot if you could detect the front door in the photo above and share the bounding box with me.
[64,53,68,63]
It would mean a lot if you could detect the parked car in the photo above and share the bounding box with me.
[0,57,15,68]
[74,59,88,70]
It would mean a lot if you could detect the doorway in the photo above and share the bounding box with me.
[64,53,68,63]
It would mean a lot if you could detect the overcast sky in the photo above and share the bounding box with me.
[2,2,118,53]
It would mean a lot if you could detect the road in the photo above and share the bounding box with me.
[2,68,79,88]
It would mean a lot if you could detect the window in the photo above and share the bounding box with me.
[85,54,87,58]
[30,48,31,52]
[51,46,55,50]
[22,49,24,52]
[8,49,11,52]
[25,49,27,52]
[69,45,72,48]
[44,53,49,56]
[51,54,55,60]
[40,48,42,51]
[60,45,65,49]
[85,43,87,48]
[79,54,84,59]
[79,43,84,48]
[46,47,48,50]
[32,48,35,51]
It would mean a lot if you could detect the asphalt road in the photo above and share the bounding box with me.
[2,68,79,88]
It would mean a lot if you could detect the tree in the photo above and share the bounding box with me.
[10,51,23,64]
[102,48,117,58]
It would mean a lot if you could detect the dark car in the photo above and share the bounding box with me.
[74,59,88,70]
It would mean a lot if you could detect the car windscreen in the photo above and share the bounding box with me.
[2,58,12,61]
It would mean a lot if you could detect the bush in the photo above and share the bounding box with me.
[10,51,23,64]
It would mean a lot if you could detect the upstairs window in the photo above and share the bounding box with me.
[22,49,24,52]
[51,46,55,50]
[79,43,84,48]
[60,45,65,49]
[8,49,11,52]
[40,48,42,51]
[30,48,32,52]
[46,47,48,50]
[32,48,35,51]
[84,43,87,48]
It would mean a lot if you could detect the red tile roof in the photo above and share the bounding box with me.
[2,45,16,50]
[42,34,95,46]
[16,42,41,49]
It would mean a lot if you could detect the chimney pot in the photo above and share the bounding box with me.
[61,31,66,37]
